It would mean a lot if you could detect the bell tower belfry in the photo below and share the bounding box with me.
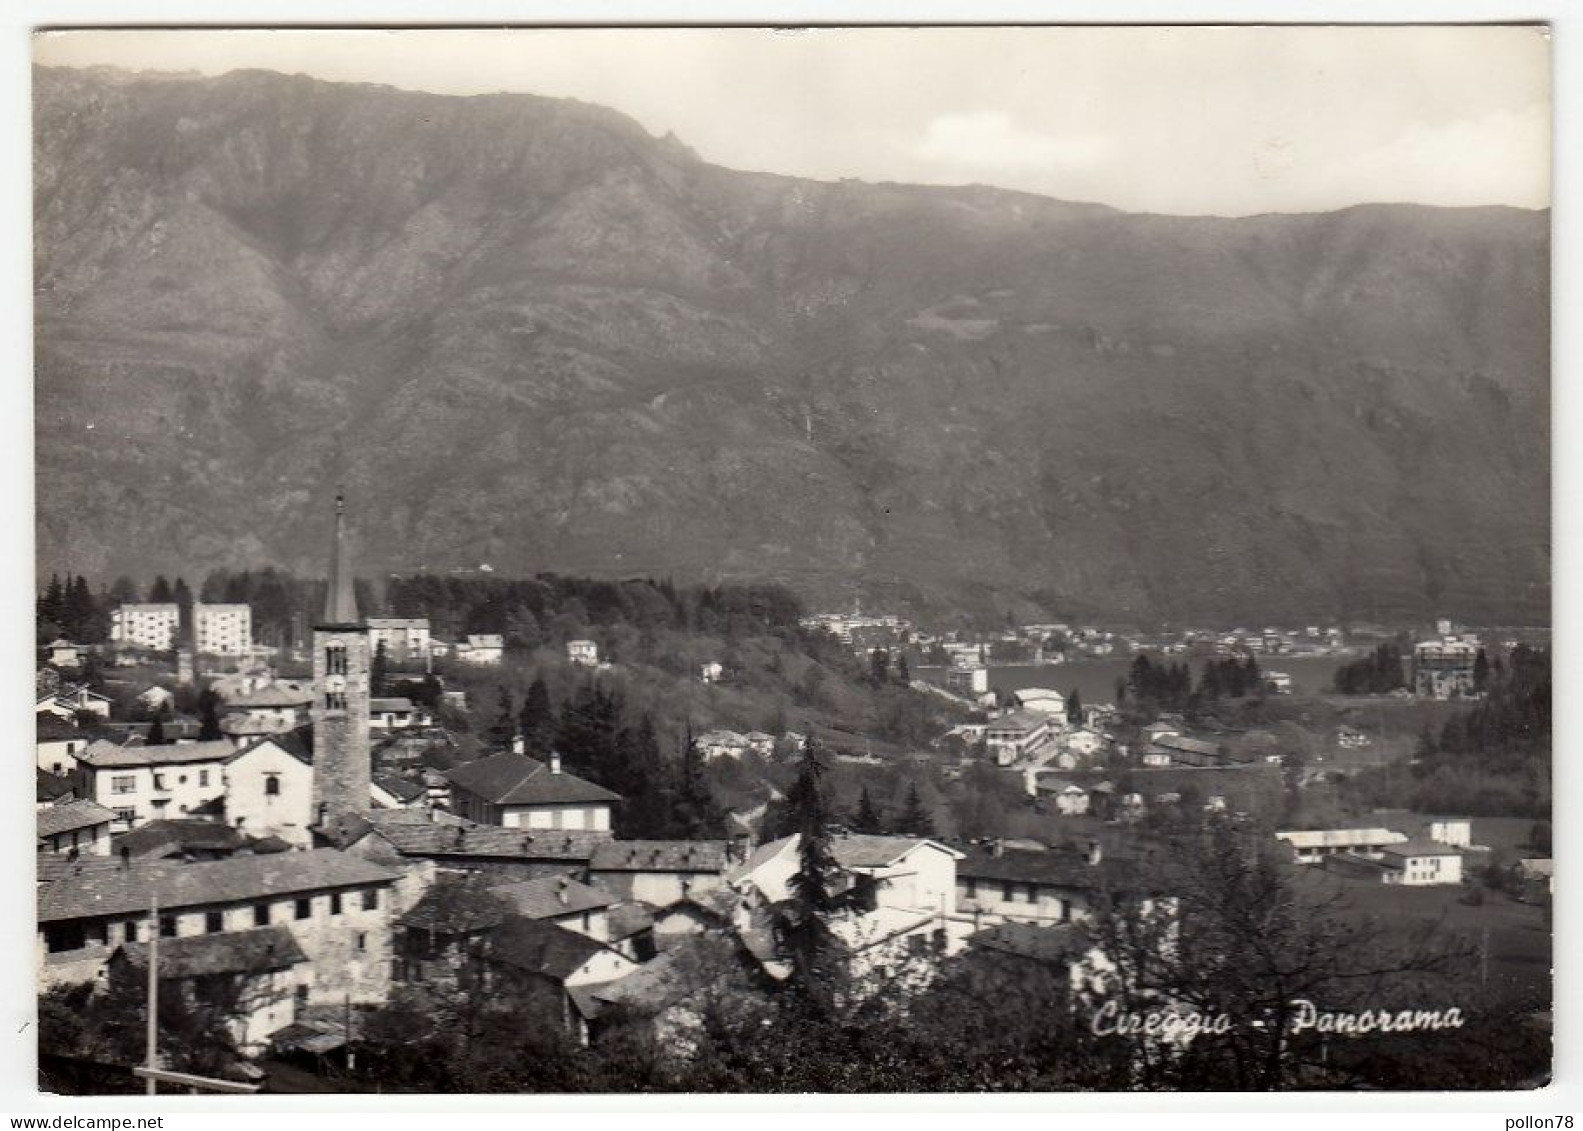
[311,491,371,824]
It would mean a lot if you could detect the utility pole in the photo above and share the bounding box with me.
[145,893,159,1096]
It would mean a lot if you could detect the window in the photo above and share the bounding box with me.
[295,898,312,920]
[965,878,977,900]
[295,985,309,1007]
[330,893,343,916]
[265,775,281,797]
[326,645,347,675]
[205,911,223,934]
[124,920,139,944]
[1002,881,1015,902]
[111,775,136,795]
[253,903,270,927]
[362,889,379,911]
[152,774,166,790]
[198,770,209,787]
[114,808,135,826]
[325,692,346,711]
[357,933,367,953]
[160,915,177,938]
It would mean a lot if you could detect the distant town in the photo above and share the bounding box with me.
[33,497,1551,1093]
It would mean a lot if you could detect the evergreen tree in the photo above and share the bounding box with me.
[852,785,884,834]
[675,720,726,838]
[148,576,174,604]
[147,710,167,746]
[869,648,891,687]
[489,687,517,749]
[371,640,391,699]
[895,654,911,685]
[1473,648,1491,694]
[518,676,555,752]
[778,738,841,1012]
[197,688,223,741]
[897,781,936,837]
[1066,687,1084,726]
[108,576,140,606]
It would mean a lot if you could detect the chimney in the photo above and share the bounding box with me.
[550,752,562,775]
[1087,839,1103,867]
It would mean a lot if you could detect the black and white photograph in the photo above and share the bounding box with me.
[26,24,1552,1097]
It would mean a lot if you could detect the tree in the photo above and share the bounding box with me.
[489,687,517,749]
[852,785,885,834]
[895,654,911,686]
[371,639,391,699]
[868,648,891,688]
[148,576,174,604]
[778,739,842,1013]
[197,688,223,742]
[1083,816,1474,1091]
[674,720,727,839]
[517,676,555,753]
[1067,687,1084,726]
[896,781,935,837]
[147,710,167,747]
[1473,648,1491,694]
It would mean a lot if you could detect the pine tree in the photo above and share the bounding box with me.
[895,654,911,685]
[897,781,935,837]
[197,689,223,742]
[1067,687,1084,726]
[489,687,517,749]
[675,720,725,838]
[147,711,167,746]
[148,576,174,604]
[518,676,555,752]
[1474,648,1491,694]
[852,785,884,834]
[371,640,391,699]
[779,738,842,1013]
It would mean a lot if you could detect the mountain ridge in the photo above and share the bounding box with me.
[34,64,1550,626]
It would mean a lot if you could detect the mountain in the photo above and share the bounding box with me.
[33,65,1550,626]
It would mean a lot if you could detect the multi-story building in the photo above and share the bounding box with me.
[1413,638,1481,699]
[110,604,180,652]
[445,751,620,833]
[37,848,398,1003]
[194,603,253,657]
[983,710,1053,766]
[75,739,235,830]
[366,618,432,663]
[566,639,600,667]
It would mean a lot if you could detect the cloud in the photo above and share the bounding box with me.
[912,111,1116,172]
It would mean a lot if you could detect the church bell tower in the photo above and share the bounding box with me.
[311,491,371,825]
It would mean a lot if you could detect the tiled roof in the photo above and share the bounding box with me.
[76,738,236,768]
[370,698,417,713]
[111,819,249,859]
[116,925,307,978]
[831,834,963,870]
[223,684,312,708]
[606,901,656,941]
[368,817,609,862]
[971,921,1088,963]
[479,917,609,981]
[372,775,425,803]
[490,875,616,919]
[37,800,116,840]
[35,717,84,742]
[987,709,1051,733]
[1380,837,1465,858]
[590,840,729,873]
[228,733,312,766]
[957,845,1139,891]
[591,933,739,1013]
[39,848,397,923]
[444,752,622,807]
[398,881,512,934]
[36,769,77,804]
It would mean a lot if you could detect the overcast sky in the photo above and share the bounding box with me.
[34,26,1550,216]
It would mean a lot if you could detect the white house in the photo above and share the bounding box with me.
[699,661,724,684]
[946,665,989,696]
[1276,827,1410,865]
[37,800,116,856]
[366,618,432,663]
[444,751,619,832]
[566,639,600,667]
[589,840,731,906]
[455,635,504,665]
[1062,728,1105,758]
[369,697,429,733]
[38,685,113,722]
[75,739,235,830]
[36,717,92,776]
[1378,839,1464,886]
[224,736,315,847]
[1033,777,1090,816]
[984,710,1053,767]
[44,640,83,669]
[1428,817,1474,848]
[697,730,750,761]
